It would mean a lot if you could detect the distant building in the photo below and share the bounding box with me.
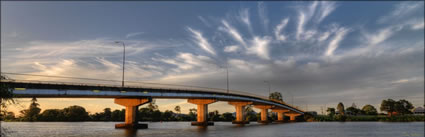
[413,107,425,115]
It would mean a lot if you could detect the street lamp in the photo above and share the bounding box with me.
[115,41,126,87]
[219,63,230,94]
[226,63,229,94]
[263,81,271,99]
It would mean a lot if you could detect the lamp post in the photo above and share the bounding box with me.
[115,41,126,87]
[226,63,229,94]
[264,81,271,99]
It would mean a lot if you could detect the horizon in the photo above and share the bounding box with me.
[1,1,424,116]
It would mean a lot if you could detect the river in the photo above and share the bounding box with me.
[1,122,424,137]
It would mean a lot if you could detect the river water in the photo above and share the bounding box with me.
[1,122,424,137]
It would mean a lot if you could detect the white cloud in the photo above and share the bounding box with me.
[126,32,144,39]
[391,77,424,84]
[274,18,289,41]
[366,27,397,46]
[239,8,251,28]
[410,20,424,30]
[378,2,423,23]
[158,52,217,72]
[296,12,306,40]
[247,36,271,60]
[220,20,247,48]
[325,27,349,56]
[224,45,239,53]
[318,31,331,42]
[316,2,336,23]
[274,57,296,69]
[187,27,216,55]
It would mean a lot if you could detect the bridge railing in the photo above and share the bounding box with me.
[0,79,269,101]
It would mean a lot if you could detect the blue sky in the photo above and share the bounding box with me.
[1,1,424,115]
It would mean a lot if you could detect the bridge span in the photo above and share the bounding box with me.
[1,79,304,129]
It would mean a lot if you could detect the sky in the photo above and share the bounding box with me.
[1,1,424,115]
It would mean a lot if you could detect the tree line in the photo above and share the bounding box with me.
[309,99,423,122]
[1,97,263,122]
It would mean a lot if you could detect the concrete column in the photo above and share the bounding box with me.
[284,113,302,121]
[254,105,273,124]
[271,109,289,122]
[188,99,217,126]
[114,98,151,129]
[228,101,252,124]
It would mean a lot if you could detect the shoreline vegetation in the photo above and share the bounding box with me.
[1,97,423,123]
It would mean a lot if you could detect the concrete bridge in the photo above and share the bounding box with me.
[1,79,304,129]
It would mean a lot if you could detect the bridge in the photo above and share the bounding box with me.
[1,77,304,129]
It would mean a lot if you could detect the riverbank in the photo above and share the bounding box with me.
[311,115,425,122]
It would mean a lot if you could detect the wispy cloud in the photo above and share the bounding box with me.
[325,27,349,56]
[378,2,423,23]
[315,2,337,23]
[198,16,212,27]
[220,20,247,48]
[126,32,144,39]
[258,2,269,31]
[366,26,399,46]
[187,27,216,56]
[274,18,289,42]
[224,45,239,53]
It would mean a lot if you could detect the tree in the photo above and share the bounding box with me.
[346,106,361,115]
[174,106,181,114]
[20,97,41,121]
[337,102,345,115]
[62,105,89,121]
[269,92,283,102]
[111,109,125,121]
[326,108,335,116]
[221,112,234,121]
[162,110,174,121]
[147,99,159,112]
[244,105,257,121]
[362,104,378,115]
[1,75,15,119]
[40,109,64,121]
[380,99,396,116]
[395,99,414,115]
[101,108,112,121]
[209,110,220,121]
[188,108,197,120]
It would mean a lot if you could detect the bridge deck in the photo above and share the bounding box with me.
[1,79,304,114]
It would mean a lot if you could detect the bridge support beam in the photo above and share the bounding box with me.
[188,99,217,126]
[228,101,252,124]
[284,112,302,121]
[254,105,273,124]
[114,98,151,129]
[271,109,289,123]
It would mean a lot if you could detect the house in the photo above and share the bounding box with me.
[413,107,425,115]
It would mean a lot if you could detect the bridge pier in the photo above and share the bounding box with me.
[114,98,151,129]
[254,105,273,124]
[228,101,252,124]
[188,99,217,126]
[284,112,302,121]
[271,109,289,123]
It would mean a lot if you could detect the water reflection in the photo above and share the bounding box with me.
[123,129,138,137]
[2,122,424,137]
